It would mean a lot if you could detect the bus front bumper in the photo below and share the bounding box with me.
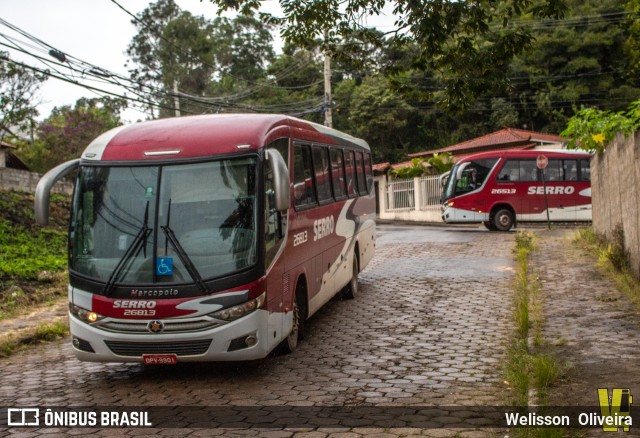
[442,206,489,223]
[69,308,284,363]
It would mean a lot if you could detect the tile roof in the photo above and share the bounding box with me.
[408,128,563,158]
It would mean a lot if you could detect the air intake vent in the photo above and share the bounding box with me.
[105,340,211,357]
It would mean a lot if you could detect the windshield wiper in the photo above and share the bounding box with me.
[161,199,209,293]
[102,201,152,295]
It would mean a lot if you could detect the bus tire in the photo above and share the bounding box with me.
[277,285,304,354]
[342,253,359,300]
[492,208,514,231]
[483,221,497,231]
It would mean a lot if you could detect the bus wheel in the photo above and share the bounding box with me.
[342,254,359,300]
[483,221,497,231]
[277,292,302,354]
[492,208,514,231]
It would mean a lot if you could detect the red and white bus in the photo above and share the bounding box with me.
[35,114,376,363]
[441,149,592,231]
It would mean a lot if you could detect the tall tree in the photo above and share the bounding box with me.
[0,51,46,142]
[126,0,216,117]
[126,0,275,117]
[209,0,567,110]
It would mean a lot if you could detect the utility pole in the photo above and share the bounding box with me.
[173,79,181,117]
[323,43,332,128]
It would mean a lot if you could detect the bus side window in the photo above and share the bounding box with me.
[545,159,562,181]
[497,160,519,181]
[344,150,358,197]
[580,160,591,181]
[520,160,538,181]
[293,144,317,209]
[365,153,374,193]
[563,159,578,181]
[355,151,367,195]
[312,146,332,203]
[330,148,347,199]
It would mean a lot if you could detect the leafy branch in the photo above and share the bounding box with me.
[561,100,640,153]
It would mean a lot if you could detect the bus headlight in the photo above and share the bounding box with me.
[69,303,105,324]
[210,292,266,322]
[447,201,454,207]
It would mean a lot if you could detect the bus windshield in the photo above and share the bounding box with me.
[442,158,499,202]
[70,157,257,287]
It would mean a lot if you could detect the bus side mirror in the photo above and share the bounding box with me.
[265,149,290,212]
[35,159,80,226]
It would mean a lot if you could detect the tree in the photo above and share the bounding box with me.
[390,158,428,178]
[126,0,276,117]
[20,97,125,172]
[0,51,46,142]
[561,99,640,153]
[427,152,455,175]
[209,0,567,111]
[126,0,217,117]
[348,75,416,163]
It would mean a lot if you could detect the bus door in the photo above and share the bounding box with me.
[264,142,290,346]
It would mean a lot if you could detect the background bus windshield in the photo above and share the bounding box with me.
[70,158,257,286]
[443,158,498,201]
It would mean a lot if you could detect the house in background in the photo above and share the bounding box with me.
[375,128,566,223]
[0,140,72,194]
[0,140,30,170]
[408,128,564,162]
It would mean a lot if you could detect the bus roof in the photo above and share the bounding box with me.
[81,114,370,162]
[456,149,592,163]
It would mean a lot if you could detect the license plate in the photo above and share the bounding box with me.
[143,354,177,365]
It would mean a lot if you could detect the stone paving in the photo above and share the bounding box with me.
[0,225,516,437]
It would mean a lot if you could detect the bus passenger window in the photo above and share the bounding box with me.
[330,149,347,199]
[364,153,374,193]
[563,159,578,181]
[293,144,317,208]
[344,150,357,197]
[545,159,562,181]
[355,151,367,195]
[312,146,332,203]
[520,160,539,181]
[580,160,591,181]
[498,160,519,181]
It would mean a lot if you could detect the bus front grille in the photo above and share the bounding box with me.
[105,340,212,357]
[98,319,224,334]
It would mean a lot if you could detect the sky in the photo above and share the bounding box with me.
[1,0,398,124]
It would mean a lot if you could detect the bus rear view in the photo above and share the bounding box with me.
[441,150,592,231]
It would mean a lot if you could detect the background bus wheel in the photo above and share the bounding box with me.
[342,254,359,300]
[483,221,497,231]
[277,292,303,354]
[492,208,514,231]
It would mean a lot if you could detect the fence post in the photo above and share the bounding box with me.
[379,174,388,213]
[413,177,422,211]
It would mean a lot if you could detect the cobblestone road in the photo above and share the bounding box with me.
[0,225,516,437]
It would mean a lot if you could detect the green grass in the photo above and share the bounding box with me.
[0,189,70,320]
[573,228,640,309]
[0,189,69,280]
[506,231,563,437]
[0,320,69,357]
